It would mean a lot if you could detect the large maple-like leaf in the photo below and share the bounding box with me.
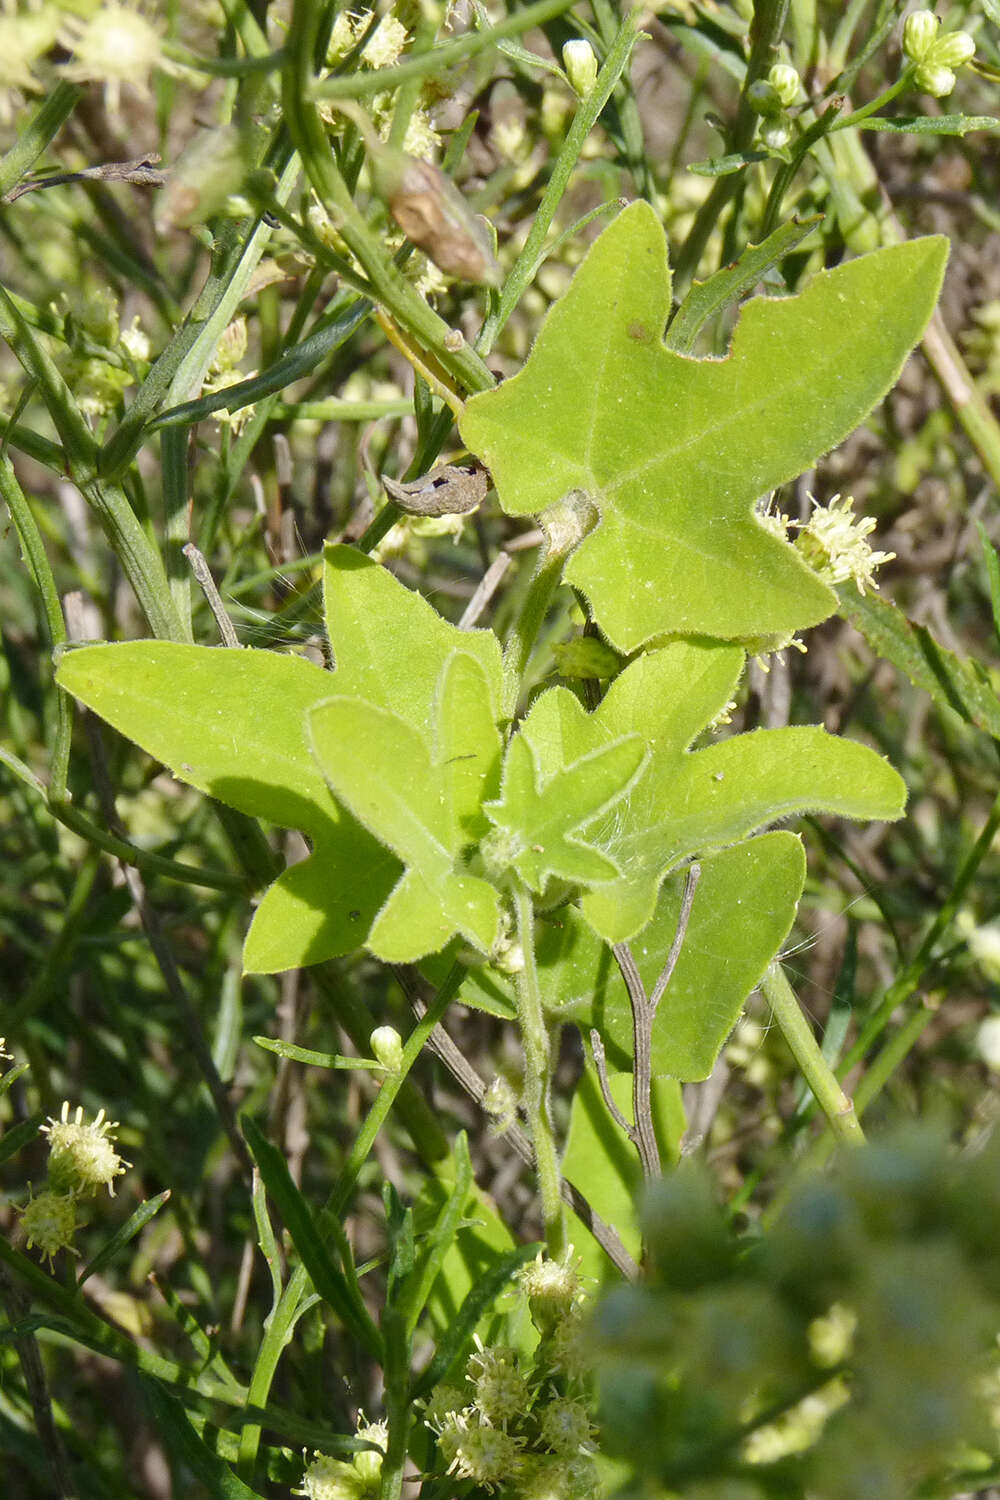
[459,201,947,651]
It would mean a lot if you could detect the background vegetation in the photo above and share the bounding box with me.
[4,1,1000,1496]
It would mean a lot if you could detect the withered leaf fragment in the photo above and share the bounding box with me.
[383,463,490,516]
[385,154,501,286]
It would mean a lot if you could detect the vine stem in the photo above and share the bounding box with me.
[513,882,566,1258]
[759,962,865,1147]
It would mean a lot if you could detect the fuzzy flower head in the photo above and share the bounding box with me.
[538,1394,593,1454]
[793,493,894,594]
[42,1102,130,1197]
[0,1037,10,1062]
[297,1452,365,1500]
[19,1188,78,1264]
[438,1409,525,1491]
[59,3,168,114]
[467,1340,530,1424]
[0,9,60,123]
[351,1413,387,1489]
[515,1452,601,1500]
[517,1248,586,1336]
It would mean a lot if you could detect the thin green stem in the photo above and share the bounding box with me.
[760,962,865,1146]
[284,0,493,398]
[477,12,640,358]
[837,785,1000,1079]
[0,455,71,798]
[236,964,462,1476]
[0,81,81,199]
[501,538,568,720]
[513,882,566,1257]
[673,0,790,290]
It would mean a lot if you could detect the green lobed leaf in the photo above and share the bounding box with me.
[57,551,505,974]
[561,1066,685,1284]
[308,652,503,962]
[839,582,1000,741]
[557,833,807,1080]
[322,542,503,733]
[483,732,647,892]
[55,641,399,972]
[517,645,905,943]
[460,200,947,650]
[665,215,822,356]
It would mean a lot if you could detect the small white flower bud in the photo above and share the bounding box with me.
[370,1026,403,1074]
[977,1015,1000,1070]
[768,63,800,107]
[902,9,940,62]
[747,78,783,116]
[933,30,976,69]
[760,114,793,150]
[562,39,598,97]
[913,61,956,97]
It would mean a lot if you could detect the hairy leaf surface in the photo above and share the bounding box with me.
[460,201,947,650]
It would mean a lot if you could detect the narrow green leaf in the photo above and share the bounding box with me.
[857,114,1000,136]
[401,1132,473,1335]
[0,1112,44,1166]
[977,521,1000,655]
[461,201,947,650]
[686,148,770,175]
[410,1244,539,1400]
[666,215,822,355]
[78,1192,171,1287]
[839,583,1000,740]
[140,1378,268,1500]
[242,1116,384,1361]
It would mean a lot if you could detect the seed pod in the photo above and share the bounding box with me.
[377,149,501,286]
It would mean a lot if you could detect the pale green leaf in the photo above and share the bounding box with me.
[55,642,397,971]
[560,833,807,1080]
[308,653,502,961]
[839,582,1000,740]
[562,1067,684,1285]
[518,645,905,943]
[484,732,647,892]
[323,542,502,734]
[460,200,947,650]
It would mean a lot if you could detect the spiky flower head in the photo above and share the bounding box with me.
[538,1394,593,1454]
[0,1037,10,1061]
[42,1102,130,1197]
[362,14,409,70]
[467,1340,531,1424]
[517,1248,586,1336]
[58,3,168,114]
[515,1452,601,1500]
[351,1413,387,1489]
[440,1411,525,1491]
[19,1188,78,1264]
[793,492,894,594]
[298,1452,365,1500]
